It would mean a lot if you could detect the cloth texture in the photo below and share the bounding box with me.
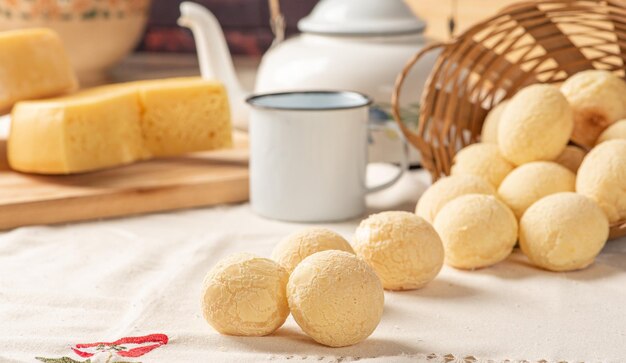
[1,167,625,363]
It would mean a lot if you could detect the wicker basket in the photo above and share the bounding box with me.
[392,0,626,238]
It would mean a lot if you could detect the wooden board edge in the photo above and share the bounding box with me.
[0,175,249,230]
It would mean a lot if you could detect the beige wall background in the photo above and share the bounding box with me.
[406,0,521,41]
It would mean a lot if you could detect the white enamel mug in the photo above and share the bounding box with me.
[246,91,409,222]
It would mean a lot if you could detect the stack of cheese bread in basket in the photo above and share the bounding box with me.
[421,69,625,272]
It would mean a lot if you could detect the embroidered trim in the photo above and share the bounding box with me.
[36,333,168,363]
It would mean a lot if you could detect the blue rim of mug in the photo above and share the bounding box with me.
[245,90,373,111]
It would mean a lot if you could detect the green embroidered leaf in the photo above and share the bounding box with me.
[35,357,89,363]
[35,357,138,363]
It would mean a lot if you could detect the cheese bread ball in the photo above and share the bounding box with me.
[481,100,509,144]
[416,174,496,223]
[519,193,609,271]
[201,253,289,336]
[353,211,444,291]
[451,143,514,188]
[596,119,626,145]
[498,84,573,165]
[553,145,586,173]
[271,227,354,273]
[576,139,626,223]
[561,70,626,148]
[434,194,518,269]
[287,250,384,347]
[497,161,576,219]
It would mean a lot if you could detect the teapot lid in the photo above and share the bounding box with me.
[298,0,425,36]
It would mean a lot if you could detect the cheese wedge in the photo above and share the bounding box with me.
[0,28,78,113]
[8,78,232,174]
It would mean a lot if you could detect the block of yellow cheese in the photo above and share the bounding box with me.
[9,88,148,174]
[136,78,233,156]
[0,28,78,113]
[8,78,232,174]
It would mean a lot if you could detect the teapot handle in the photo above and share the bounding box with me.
[269,0,286,45]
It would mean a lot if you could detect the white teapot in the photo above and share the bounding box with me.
[178,0,438,131]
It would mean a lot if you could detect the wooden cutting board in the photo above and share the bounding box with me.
[0,132,249,230]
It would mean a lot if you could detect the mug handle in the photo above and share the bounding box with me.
[366,122,410,194]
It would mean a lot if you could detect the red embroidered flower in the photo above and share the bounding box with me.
[71,334,168,358]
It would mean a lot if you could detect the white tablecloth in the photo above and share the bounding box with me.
[1,167,625,363]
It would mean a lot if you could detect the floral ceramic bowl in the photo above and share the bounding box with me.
[0,0,151,85]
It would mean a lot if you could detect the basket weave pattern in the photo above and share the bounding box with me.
[392,0,626,237]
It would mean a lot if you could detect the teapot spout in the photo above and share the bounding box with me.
[178,1,250,129]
